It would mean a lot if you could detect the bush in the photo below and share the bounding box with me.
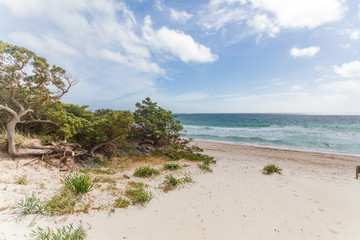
[165,175,180,187]
[28,223,87,240]
[133,166,160,177]
[17,194,43,216]
[262,164,282,175]
[63,173,93,194]
[126,188,153,205]
[164,163,181,170]
[131,97,183,146]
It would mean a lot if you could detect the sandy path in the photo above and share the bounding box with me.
[1,140,360,239]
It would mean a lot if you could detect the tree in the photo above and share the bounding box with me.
[132,97,183,145]
[0,40,77,156]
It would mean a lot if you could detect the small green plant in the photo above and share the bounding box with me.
[133,166,160,177]
[17,194,43,216]
[80,169,113,175]
[14,175,28,185]
[103,177,117,184]
[44,188,80,215]
[28,223,87,240]
[114,197,130,208]
[262,164,282,175]
[181,175,194,184]
[40,135,55,145]
[63,173,93,194]
[164,152,182,160]
[128,181,146,189]
[165,175,180,187]
[126,188,153,205]
[164,163,181,170]
[198,164,213,172]
[93,177,101,183]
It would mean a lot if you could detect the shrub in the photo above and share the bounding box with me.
[114,197,130,208]
[28,223,87,240]
[14,175,28,185]
[262,164,282,175]
[126,188,153,205]
[133,166,160,177]
[131,97,183,146]
[164,152,182,160]
[63,173,93,194]
[164,163,181,170]
[17,194,43,216]
[44,188,80,215]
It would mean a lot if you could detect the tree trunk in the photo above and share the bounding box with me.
[6,115,19,156]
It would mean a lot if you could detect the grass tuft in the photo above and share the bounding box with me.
[28,223,86,240]
[164,163,181,170]
[63,173,93,194]
[262,164,282,175]
[14,175,28,185]
[79,169,113,175]
[198,164,213,172]
[114,197,130,208]
[44,188,80,215]
[17,194,43,216]
[133,166,160,177]
[126,188,153,205]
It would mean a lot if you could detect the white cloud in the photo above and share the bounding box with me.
[142,16,218,63]
[333,60,360,78]
[292,85,303,91]
[323,80,360,93]
[199,0,345,38]
[290,46,320,58]
[248,14,280,38]
[340,43,351,49]
[348,30,360,40]
[170,9,193,23]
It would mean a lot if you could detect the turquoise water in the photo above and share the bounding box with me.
[176,114,360,156]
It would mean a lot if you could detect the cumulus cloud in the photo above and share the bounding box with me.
[323,80,360,93]
[1,0,217,74]
[290,46,320,58]
[170,9,193,23]
[199,0,345,38]
[333,60,360,78]
[142,16,218,63]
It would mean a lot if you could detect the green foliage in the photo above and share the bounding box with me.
[114,197,130,208]
[133,165,160,177]
[14,175,28,185]
[63,173,93,194]
[126,188,153,205]
[17,194,43,216]
[165,175,180,187]
[132,97,183,146]
[44,188,80,215]
[262,164,282,175]
[198,164,213,172]
[128,181,146,189]
[164,163,181,170]
[164,152,182,160]
[28,223,87,240]
[103,177,117,184]
[164,151,214,162]
[79,169,113,175]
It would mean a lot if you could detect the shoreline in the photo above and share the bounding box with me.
[188,137,360,158]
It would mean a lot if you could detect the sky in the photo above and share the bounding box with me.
[0,0,360,113]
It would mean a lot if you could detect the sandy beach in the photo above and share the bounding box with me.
[1,140,360,239]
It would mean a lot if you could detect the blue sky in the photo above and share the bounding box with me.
[0,0,360,113]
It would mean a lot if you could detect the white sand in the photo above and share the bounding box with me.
[1,140,360,239]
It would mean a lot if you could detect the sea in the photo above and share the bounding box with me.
[175,113,360,156]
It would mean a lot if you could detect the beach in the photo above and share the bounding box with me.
[1,140,360,239]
